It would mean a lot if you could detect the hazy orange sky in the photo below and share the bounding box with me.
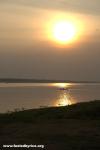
[0,0,100,81]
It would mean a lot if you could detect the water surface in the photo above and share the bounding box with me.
[0,83,100,113]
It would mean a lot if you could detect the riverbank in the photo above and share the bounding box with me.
[0,101,100,149]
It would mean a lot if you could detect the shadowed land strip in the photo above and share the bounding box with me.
[0,101,100,150]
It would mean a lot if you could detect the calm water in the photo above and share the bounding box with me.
[0,83,100,113]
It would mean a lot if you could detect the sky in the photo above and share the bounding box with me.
[0,0,100,81]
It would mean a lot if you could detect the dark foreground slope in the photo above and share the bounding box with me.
[0,101,100,150]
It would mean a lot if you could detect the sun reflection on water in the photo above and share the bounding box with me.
[51,83,76,107]
[55,89,72,107]
[52,83,72,88]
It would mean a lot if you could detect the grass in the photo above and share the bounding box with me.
[0,100,100,123]
[0,100,100,149]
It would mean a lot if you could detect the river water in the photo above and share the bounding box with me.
[0,83,100,113]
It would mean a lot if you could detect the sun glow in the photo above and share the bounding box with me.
[53,21,76,44]
[44,13,86,46]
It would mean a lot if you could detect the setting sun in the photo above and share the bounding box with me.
[44,13,86,46]
[53,21,76,44]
